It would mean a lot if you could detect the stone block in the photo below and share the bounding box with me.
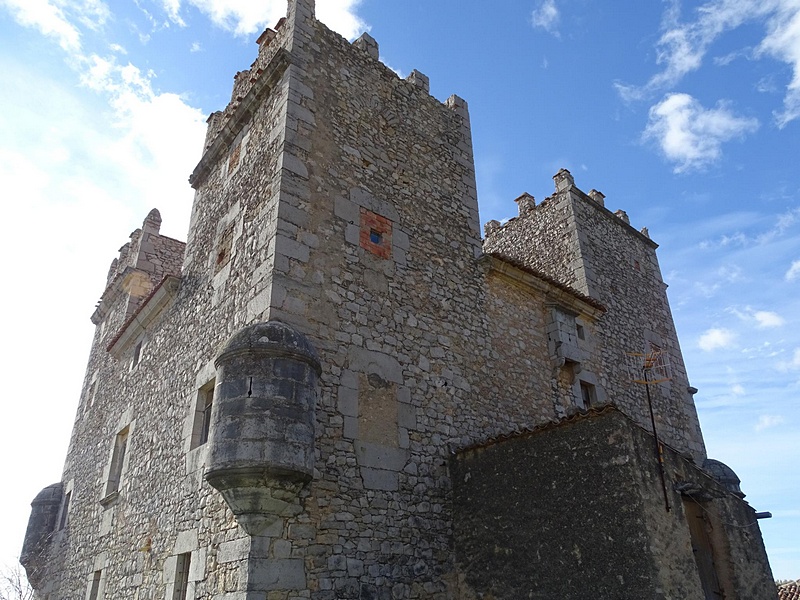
[343,416,358,440]
[338,386,358,417]
[174,529,198,553]
[347,348,403,384]
[360,467,399,492]
[248,558,306,590]
[397,403,416,429]
[278,153,308,179]
[354,441,407,471]
[274,234,310,263]
[217,537,250,564]
[353,32,379,60]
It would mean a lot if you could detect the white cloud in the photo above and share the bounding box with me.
[317,0,368,40]
[731,383,746,395]
[755,414,785,431]
[754,310,785,328]
[698,327,737,351]
[0,0,83,52]
[163,0,367,39]
[785,259,800,280]
[531,0,560,35]
[643,93,759,172]
[160,0,185,26]
[757,2,800,127]
[778,348,800,371]
[730,306,786,328]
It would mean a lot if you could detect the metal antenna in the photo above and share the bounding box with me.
[626,349,672,512]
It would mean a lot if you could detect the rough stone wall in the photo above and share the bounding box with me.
[483,264,605,423]
[484,173,706,462]
[451,408,775,600]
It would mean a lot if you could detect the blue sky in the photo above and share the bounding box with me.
[0,0,798,583]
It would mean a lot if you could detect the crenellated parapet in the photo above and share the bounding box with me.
[91,209,185,349]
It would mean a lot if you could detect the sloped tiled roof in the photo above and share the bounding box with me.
[778,580,800,600]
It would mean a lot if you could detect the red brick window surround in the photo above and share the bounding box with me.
[359,208,392,259]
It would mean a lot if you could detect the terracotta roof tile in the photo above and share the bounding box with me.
[779,580,800,600]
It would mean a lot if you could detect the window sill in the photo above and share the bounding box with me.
[99,491,120,508]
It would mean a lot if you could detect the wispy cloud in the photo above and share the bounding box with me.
[730,306,786,328]
[643,93,759,172]
[778,348,800,371]
[698,327,737,351]
[0,0,84,52]
[531,0,560,36]
[160,0,185,27]
[616,0,800,127]
[758,2,800,127]
[785,259,800,281]
[755,414,785,432]
[696,208,800,250]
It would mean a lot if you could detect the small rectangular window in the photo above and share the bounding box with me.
[106,426,129,497]
[199,389,213,446]
[173,553,192,600]
[59,491,71,530]
[88,570,102,600]
[576,324,585,340]
[131,340,143,369]
[191,380,215,450]
[580,381,596,409]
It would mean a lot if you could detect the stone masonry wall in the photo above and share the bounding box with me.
[451,408,775,600]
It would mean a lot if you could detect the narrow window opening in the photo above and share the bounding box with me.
[199,392,213,446]
[579,381,596,409]
[58,491,71,530]
[576,324,585,340]
[173,552,192,600]
[88,570,102,600]
[132,340,143,369]
[191,380,215,450]
[370,229,382,245]
[106,426,129,497]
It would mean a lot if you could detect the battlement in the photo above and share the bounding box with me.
[484,169,654,247]
[91,209,185,329]
[195,0,462,187]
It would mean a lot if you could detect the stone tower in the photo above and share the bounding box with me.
[22,1,775,598]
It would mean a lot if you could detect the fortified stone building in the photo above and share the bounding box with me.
[22,1,776,598]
